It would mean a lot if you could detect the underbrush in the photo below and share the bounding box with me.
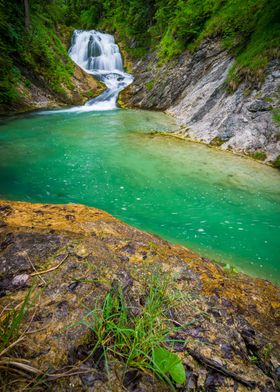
[0,0,75,106]
[0,288,43,385]
[77,273,188,389]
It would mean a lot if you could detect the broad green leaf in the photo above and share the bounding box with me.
[169,360,186,384]
[152,347,186,384]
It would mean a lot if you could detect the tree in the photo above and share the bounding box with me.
[24,0,30,30]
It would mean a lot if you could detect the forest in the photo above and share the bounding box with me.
[0,0,279,104]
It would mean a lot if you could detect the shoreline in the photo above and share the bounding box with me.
[1,104,279,169]
[1,197,279,287]
[0,199,279,390]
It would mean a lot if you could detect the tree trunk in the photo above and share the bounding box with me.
[24,0,30,30]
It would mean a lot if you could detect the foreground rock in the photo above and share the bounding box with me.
[0,200,279,391]
[123,40,280,164]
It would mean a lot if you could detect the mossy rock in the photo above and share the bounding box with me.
[248,150,267,161]
[210,136,225,147]
[272,154,280,168]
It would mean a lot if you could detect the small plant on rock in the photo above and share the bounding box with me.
[78,274,187,389]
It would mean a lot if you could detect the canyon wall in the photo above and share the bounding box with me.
[123,40,280,164]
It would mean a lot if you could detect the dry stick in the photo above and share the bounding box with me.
[0,365,29,378]
[0,336,25,357]
[0,307,38,357]
[0,359,43,375]
[47,369,95,380]
[25,253,47,285]
[26,324,50,335]
[30,254,69,277]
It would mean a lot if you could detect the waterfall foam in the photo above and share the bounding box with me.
[68,30,133,111]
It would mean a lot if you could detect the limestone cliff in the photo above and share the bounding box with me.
[0,201,279,391]
[123,40,280,164]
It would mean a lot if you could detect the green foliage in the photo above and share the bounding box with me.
[153,347,186,384]
[272,109,280,125]
[146,80,155,91]
[262,343,273,360]
[77,273,187,388]
[248,355,258,364]
[272,155,280,169]
[223,263,239,277]
[249,150,267,161]
[0,289,31,355]
[0,0,279,105]
[0,0,74,105]
[64,0,279,87]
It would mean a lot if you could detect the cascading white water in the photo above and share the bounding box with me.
[68,30,133,111]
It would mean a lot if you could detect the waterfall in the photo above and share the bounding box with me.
[68,30,133,111]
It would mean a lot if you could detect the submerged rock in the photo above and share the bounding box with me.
[0,200,279,391]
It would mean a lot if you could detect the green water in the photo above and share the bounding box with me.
[0,109,279,283]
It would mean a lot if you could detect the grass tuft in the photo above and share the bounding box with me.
[77,273,188,389]
[0,289,31,357]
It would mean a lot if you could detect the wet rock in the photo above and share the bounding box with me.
[221,344,233,360]
[80,366,107,387]
[248,100,272,112]
[0,233,14,251]
[184,366,198,391]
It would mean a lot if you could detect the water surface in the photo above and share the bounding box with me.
[0,109,279,283]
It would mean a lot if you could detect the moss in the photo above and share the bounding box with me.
[272,155,280,168]
[210,136,225,146]
[243,88,251,97]
[248,150,267,161]
[146,80,155,91]
[272,109,280,126]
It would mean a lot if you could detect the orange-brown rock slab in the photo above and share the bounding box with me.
[0,200,279,391]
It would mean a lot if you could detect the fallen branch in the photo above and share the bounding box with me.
[0,358,43,375]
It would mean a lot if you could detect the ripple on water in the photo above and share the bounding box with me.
[0,109,279,283]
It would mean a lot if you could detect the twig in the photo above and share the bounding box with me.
[25,253,47,285]
[0,358,43,375]
[30,254,69,277]
[47,368,95,380]
[0,336,25,357]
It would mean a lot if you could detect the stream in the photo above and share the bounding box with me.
[0,30,279,284]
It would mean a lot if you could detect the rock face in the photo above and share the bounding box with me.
[123,40,280,163]
[0,200,279,391]
[0,64,103,114]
